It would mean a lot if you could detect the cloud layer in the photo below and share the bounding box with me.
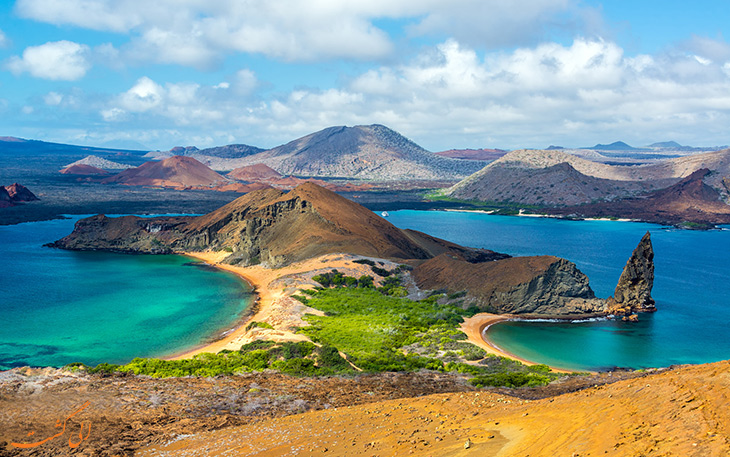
[4,1,730,150]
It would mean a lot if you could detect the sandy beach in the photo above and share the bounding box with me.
[168,252,402,359]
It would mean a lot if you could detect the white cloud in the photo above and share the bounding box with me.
[46,37,730,150]
[15,0,591,66]
[44,92,64,105]
[0,29,9,48]
[118,77,164,112]
[6,41,91,80]
[103,73,261,126]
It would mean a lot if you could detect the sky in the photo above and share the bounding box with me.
[0,0,729,151]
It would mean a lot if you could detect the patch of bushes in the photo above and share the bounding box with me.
[70,341,353,378]
[245,321,274,331]
[469,372,552,388]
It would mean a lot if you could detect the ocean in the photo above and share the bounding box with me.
[0,216,252,370]
[386,210,730,371]
[2,210,729,372]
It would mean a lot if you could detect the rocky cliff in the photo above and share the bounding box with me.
[413,232,656,316]
[606,231,655,314]
[413,254,606,315]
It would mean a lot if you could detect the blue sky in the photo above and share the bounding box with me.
[0,0,729,151]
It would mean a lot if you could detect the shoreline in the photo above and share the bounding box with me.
[165,252,390,360]
[167,251,591,374]
[461,313,596,374]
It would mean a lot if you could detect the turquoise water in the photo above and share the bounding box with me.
[386,210,730,371]
[0,217,252,370]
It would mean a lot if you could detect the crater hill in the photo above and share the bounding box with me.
[190,124,487,180]
[51,183,653,316]
[102,155,227,188]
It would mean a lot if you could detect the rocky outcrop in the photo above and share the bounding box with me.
[413,254,605,315]
[607,231,655,314]
[1,183,39,207]
[5,183,39,202]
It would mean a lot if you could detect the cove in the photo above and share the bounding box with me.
[386,210,730,371]
[0,216,253,370]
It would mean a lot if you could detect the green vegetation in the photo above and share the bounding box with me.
[68,341,353,378]
[245,321,274,331]
[298,279,562,387]
[69,270,564,389]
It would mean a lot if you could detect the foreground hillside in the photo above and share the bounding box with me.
[138,360,729,456]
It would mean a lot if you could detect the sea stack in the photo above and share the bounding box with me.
[607,231,655,315]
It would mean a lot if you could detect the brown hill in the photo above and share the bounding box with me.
[0,186,11,208]
[102,156,227,188]
[548,168,730,225]
[4,183,39,202]
[51,183,507,267]
[59,163,110,175]
[435,148,507,161]
[227,163,282,181]
[211,124,485,180]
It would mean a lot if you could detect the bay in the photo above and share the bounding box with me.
[0,217,252,370]
[386,210,730,371]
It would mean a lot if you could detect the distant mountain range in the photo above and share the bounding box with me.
[441,147,730,225]
[183,125,486,180]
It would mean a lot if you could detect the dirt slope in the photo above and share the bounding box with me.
[140,360,730,457]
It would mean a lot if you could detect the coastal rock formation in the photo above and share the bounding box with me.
[102,155,227,188]
[413,254,605,315]
[607,231,655,314]
[51,183,507,267]
[50,183,656,317]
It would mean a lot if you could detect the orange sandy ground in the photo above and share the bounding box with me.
[139,359,730,456]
